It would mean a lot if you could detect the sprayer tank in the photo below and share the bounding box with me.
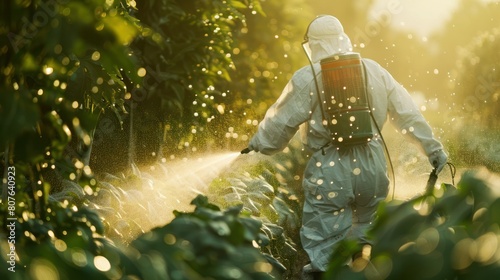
[320,52,374,146]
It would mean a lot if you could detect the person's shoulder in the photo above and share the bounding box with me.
[294,64,315,76]
[291,64,316,82]
[361,57,390,75]
[361,57,381,68]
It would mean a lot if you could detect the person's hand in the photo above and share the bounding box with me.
[429,149,448,174]
[240,147,252,154]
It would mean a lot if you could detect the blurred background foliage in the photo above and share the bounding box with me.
[1,0,500,279]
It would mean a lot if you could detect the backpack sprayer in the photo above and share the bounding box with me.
[301,16,397,198]
[319,53,374,146]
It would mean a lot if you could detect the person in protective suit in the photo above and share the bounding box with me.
[241,15,448,278]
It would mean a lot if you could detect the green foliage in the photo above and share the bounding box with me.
[129,194,276,280]
[0,190,279,279]
[207,137,310,278]
[0,2,142,277]
[131,0,256,114]
[120,0,265,160]
[444,27,500,172]
[446,127,500,173]
[213,173,297,274]
[324,170,500,279]
[0,199,138,280]
[198,0,314,152]
[0,0,141,217]
[451,27,500,128]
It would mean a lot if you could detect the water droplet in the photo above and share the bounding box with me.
[91,51,100,61]
[43,66,53,75]
[137,67,147,77]
[94,256,111,272]
[353,168,361,175]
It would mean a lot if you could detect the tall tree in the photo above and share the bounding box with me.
[430,0,500,105]
[90,0,265,171]
[433,1,500,171]
[450,29,500,128]
[200,0,315,152]
[0,0,140,213]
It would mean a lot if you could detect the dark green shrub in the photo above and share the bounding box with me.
[129,194,277,280]
[207,138,310,278]
[0,199,139,280]
[324,170,500,280]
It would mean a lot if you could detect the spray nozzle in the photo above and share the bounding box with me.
[240,147,252,154]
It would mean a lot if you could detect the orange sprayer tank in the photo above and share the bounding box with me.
[320,52,374,146]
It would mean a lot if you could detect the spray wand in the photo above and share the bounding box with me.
[425,168,438,195]
[425,162,456,196]
[240,148,251,154]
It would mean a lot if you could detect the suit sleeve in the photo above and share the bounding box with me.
[381,67,444,156]
[249,76,313,155]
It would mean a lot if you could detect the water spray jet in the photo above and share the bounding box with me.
[157,151,242,192]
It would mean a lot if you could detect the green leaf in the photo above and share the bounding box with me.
[230,0,249,10]
[209,220,231,236]
[0,90,40,148]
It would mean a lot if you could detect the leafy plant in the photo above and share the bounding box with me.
[213,172,297,273]
[0,0,142,230]
[0,199,139,280]
[324,170,500,279]
[129,194,277,280]
[206,136,311,278]
[90,0,267,171]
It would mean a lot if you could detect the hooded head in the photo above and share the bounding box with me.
[305,15,353,63]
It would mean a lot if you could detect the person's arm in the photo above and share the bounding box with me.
[383,67,448,172]
[247,74,313,155]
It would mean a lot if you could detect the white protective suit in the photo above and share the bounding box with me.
[247,15,447,271]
